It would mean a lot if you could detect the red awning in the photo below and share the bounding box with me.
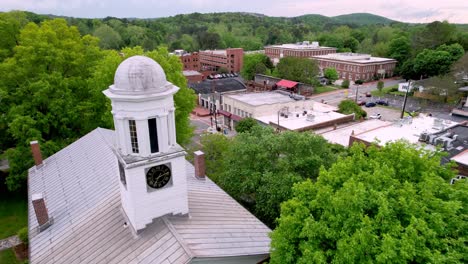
[230,114,243,122]
[276,79,298,89]
[218,110,231,117]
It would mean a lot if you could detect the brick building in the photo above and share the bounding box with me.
[312,53,397,81]
[265,41,337,64]
[179,52,199,71]
[198,48,243,73]
[177,48,243,73]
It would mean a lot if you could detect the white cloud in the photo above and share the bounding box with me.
[0,0,467,23]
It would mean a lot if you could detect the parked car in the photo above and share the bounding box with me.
[207,75,214,79]
[365,92,371,97]
[357,100,366,106]
[375,100,389,106]
[233,73,239,77]
[369,113,382,119]
[365,102,376,107]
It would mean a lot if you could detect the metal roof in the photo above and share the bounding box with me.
[28,128,270,263]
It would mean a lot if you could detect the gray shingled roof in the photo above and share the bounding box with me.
[28,128,270,264]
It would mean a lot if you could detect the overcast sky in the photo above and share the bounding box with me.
[1,0,467,23]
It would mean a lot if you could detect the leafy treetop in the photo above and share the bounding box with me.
[270,142,467,264]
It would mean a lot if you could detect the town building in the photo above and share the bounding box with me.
[182,70,204,83]
[198,48,243,73]
[28,56,270,263]
[177,48,244,74]
[190,78,246,112]
[179,52,199,71]
[265,41,337,64]
[312,53,397,81]
[219,91,354,131]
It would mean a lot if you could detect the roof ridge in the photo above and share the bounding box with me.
[162,216,194,262]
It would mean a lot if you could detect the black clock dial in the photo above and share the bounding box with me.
[146,164,171,189]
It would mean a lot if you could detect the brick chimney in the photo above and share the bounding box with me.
[194,151,206,179]
[32,193,51,231]
[30,141,43,166]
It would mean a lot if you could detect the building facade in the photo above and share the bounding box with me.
[265,41,337,64]
[180,52,199,71]
[178,48,244,73]
[198,48,244,73]
[313,53,397,81]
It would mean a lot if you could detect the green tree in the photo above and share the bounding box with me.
[323,68,339,84]
[219,126,337,227]
[0,19,104,190]
[0,11,29,61]
[413,49,453,78]
[341,79,350,88]
[93,24,123,49]
[377,80,384,91]
[198,133,230,182]
[234,117,258,133]
[388,36,411,65]
[241,53,273,80]
[270,142,467,264]
[338,100,366,119]
[276,57,319,84]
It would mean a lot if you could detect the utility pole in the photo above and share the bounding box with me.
[400,80,411,119]
[354,84,360,103]
[211,79,218,130]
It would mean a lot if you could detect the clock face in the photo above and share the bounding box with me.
[146,164,171,189]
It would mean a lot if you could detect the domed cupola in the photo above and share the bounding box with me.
[111,55,171,95]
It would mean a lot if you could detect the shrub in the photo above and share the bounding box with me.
[17,227,28,245]
[338,100,367,119]
[354,79,364,85]
[341,79,350,88]
[377,81,384,91]
[234,117,258,133]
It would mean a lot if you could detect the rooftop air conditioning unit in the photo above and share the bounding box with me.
[306,114,315,122]
[419,132,430,142]
[428,134,438,144]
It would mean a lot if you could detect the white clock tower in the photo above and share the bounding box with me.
[103,56,189,233]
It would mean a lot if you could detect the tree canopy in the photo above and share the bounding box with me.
[217,126,339,227]
[0,19,195,191]
[323,68,339,84]
[277,57,319,84]
[241,53,273,80]
[270,142,467,264]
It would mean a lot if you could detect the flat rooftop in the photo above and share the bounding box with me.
[256,103,349,131]
[182,70,202,76]
[355,115,458,146]
[313,53,396,63]
[267,43,335,50]
[319,119,391,146]
[199,49,237,56]
[225,91,298,106]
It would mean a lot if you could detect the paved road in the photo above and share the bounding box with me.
[311,78,404,106]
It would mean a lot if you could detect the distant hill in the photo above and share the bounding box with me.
[332,13,397,25]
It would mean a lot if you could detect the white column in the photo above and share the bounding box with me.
[157,115,169,153]
[168,110,176,146]
[136,118,150,157]
[113,115,125,154]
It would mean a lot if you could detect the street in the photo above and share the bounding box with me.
[310,78,404,106]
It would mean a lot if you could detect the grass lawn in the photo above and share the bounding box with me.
[0,248,20,264]
[315,86,338,94]
[371,84,399,97]
[0,189,28,239]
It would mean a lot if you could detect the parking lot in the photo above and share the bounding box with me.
[362,105,402,122]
